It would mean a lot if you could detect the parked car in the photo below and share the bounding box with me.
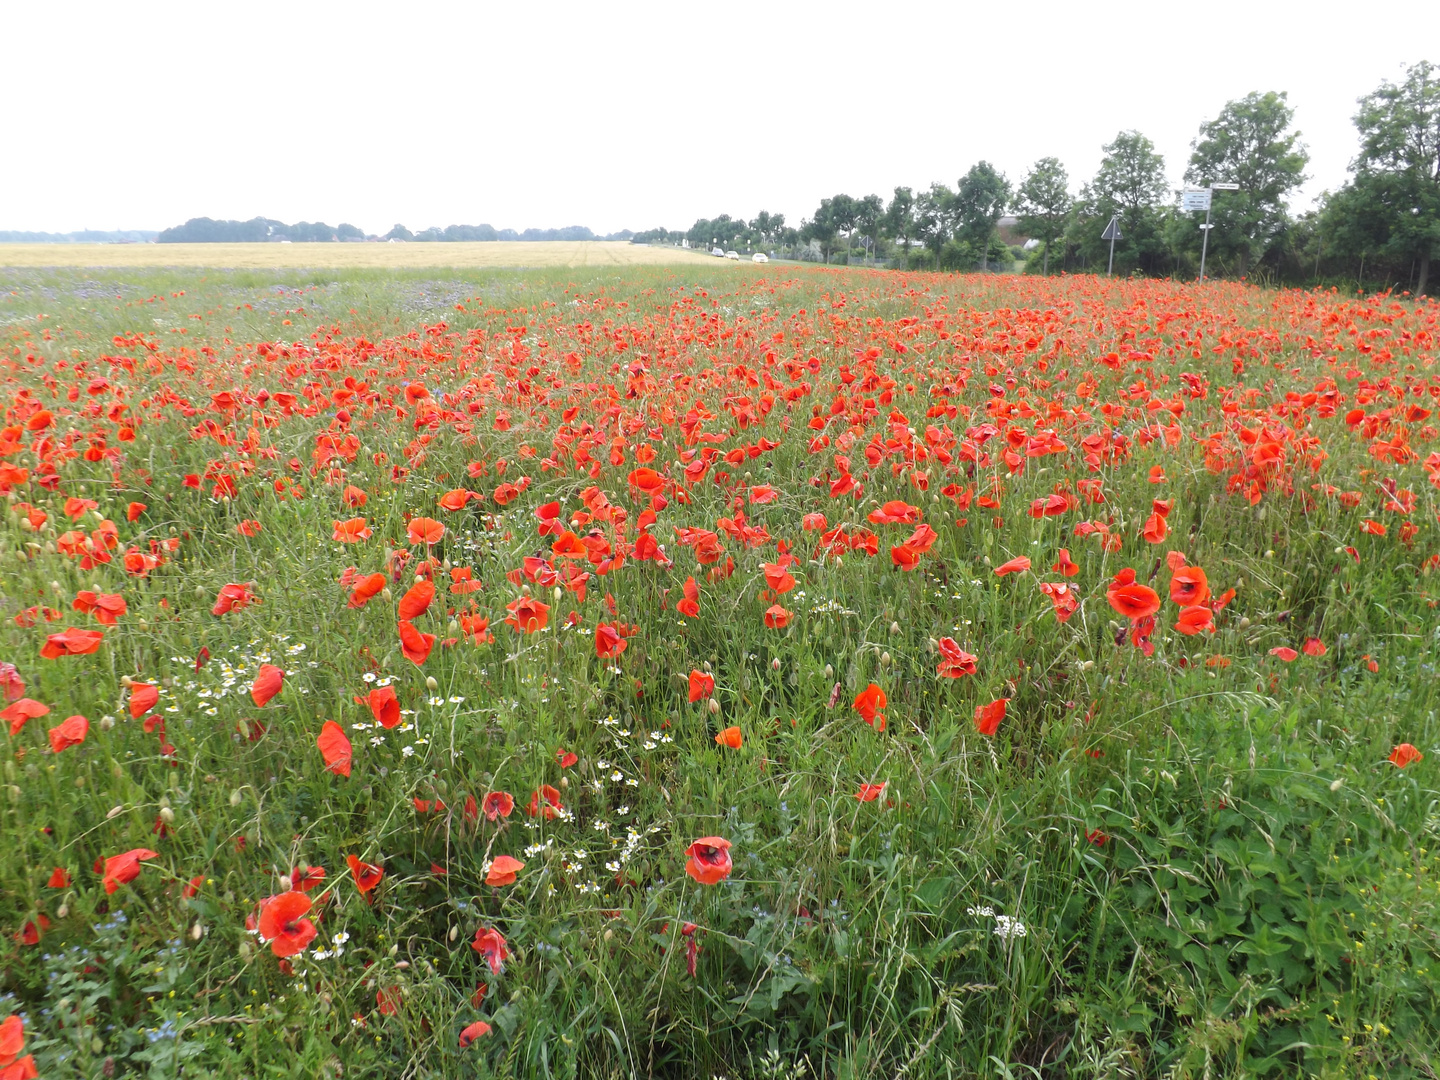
[752,253,769,263]
[711,247,726,257]
[724,250,740,260]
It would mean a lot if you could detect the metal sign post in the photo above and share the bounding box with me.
[1190,183,1238,283]
[1101,215,1122,276]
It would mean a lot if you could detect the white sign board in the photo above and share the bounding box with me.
[1181,189,1212,212]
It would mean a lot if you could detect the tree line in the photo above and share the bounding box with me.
[156,219,636,244]
[643,62,1439,295]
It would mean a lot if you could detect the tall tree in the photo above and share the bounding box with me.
[827,194,859,263]
[1080,131,1170,274]
[801,199,839,261]
[854,194,885,264]
[1016,157,1071,274]
[1183,91,1309,274]
[883,187,916,268]
[914,183,955,269]
[952,162,1011,269]
[1349,61,1440,294]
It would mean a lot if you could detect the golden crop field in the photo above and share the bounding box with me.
[0,240,728,269]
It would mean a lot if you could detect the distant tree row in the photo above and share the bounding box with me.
[157,219,636,244]
[0,229,159,244]
[656,62,1437,294]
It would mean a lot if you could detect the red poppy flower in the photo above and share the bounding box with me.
[684,837,733,885]
[1106,570,1160,620]
[557,749,578,768]
[1170,566,1210,607]
[1141,512,1168,544]
[126,501,146,521]
[504,596,550,634]
[398,580,435,620]
[471,927,510,974]
[459,1020,492,1047]
[763,604,793,628]
[1268,646,1299,662]
[0,664,23,702]
[2,697,47,736]
[290,866,326,891]
[853,683,887,732]
[688,670,715,703]
[595,622,628,658]
[438,489,474,512]
[211,583,258,616]
[399,620,435,665]
[867,500,920,525]
[48,714,89,753]
[675,575,700,618]
[1302,637,1327,657]
[342,485,368,508]
[1051,548,1079,577]
[72,590,126,625]
[551,531,588,559]
[102,848,158,894]
[1038,581,1080,623]
[527,784,563,820]
[46,867,71,888]
[1174,606,1215,636]
[346,854,384,895]
[936,638,977,678]
[994,556,1031,576]
[258,891,317,957]
[1,698,47,737]
[973,698,1007,736]
[361,685,400,728]
[332,518,372,543]
[485,855,525,887]
[856,783,886,802]
[348,572,387,608]
[237,519,262,537]
[890,544,921,571]
[318,721,353,777]
[407,517,445,546]
[40,627,105,659]
[127,682,158,718]
[481,791,514,821]
[1389,743,1423,768]
[251,664,284,707]
[715,726,742,749]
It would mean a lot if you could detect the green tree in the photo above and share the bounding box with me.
[1016,157,1071,274]
[1344,61,1440,294]
[853,194,885,264]
[828,194,859,263]
[1183,91,1309,275]
[1078,130,1170,275]
[801,199,840,261]
[953,162,1011,269]
[914,183,955,269]
[882,186,916,268]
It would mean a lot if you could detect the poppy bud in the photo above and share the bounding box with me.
[603,929,614,942]
[57,903,69,918]
[160,806,175,824]
[425,676,439,691]
[388,944,399,957]
[381,587,393,603]
[448,619,460,635]
[707,698,720,715]
[195,584,206,595]
[1264,550,1274,559]
[137,620,149,631]
[415,573,425,584]
[553,586,563,602]
[449,925,459,941]
[5,785,18,804]
[191,921,204,940]
[107,804,124,819]
[881,652,892,667]
[230,789,243,806]
[121,675,135,687]
[889,622,900,636]
[100,715,115,731]
[75,776,86,788]
[1237,617,1250,630]
[521,584,532,596]
[18,517,32,531]
[559,776,569,789]
[772,657,781,672]
[238,942,253,962]
[825,665,833,679]
[162,676,174,688]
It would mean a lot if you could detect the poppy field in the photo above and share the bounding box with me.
[1,264,1438,1078]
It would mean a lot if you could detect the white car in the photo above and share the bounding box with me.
[711,247,726,257]
[752,253,769,263]
[724,250,740,260]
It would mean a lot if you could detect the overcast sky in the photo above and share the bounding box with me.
[3,1,1435,236]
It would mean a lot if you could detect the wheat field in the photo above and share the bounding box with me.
[0,240,728,269]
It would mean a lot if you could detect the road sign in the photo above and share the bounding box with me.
[1181,189,1212,212]
[1211,182,1240,190]
[1100,216,1121,241]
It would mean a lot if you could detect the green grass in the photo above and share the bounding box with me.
[0,265,1437,1079]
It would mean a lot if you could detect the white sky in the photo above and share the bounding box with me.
[2,0,1435,236]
